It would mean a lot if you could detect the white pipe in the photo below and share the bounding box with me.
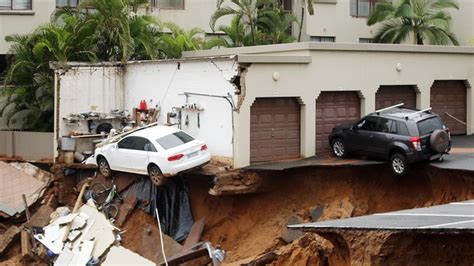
[155,208,168,266]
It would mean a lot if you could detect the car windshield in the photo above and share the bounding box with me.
[417,117,444,136]
[157,131,194,150]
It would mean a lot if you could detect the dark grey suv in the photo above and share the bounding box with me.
[328,105,451,176]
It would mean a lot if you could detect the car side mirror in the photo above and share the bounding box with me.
[113,144,118,149]
[351,125,356,131]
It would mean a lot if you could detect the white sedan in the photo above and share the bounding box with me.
[94,125,211,186]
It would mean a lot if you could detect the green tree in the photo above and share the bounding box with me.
[159,22,206,58]
[210,0,277,45]
[367,0,459,45]
[257,6,298,44]
[205,16,252,48]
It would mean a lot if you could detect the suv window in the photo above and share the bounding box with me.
[157,131,194,150]
[357,116,378,131]
[397,121,410,136]
[417,117,444,136]
[377,118,397,134]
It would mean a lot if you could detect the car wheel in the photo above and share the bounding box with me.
[148,165,166,187]
[331,138,347,158]
[390,153,408,176]
[97,157,112,177]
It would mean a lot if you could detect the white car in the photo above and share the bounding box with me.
[94,125,211,186]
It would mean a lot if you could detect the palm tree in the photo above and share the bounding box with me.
[257,6,298,44]
[297,0,314,41]
[367,0,459,45]
[205,16,252,48]
[159,22,206,58]
[210,0,278,45]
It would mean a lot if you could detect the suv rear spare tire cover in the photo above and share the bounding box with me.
[430,129,449,154]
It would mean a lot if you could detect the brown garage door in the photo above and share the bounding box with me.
[316,92,360,154]
[376,85,416,110]
[431,80,467,135]
[250,97,301,163]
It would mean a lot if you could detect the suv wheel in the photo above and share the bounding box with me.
[390,153,408,176]
[149,165,166,187]
[331,138,347,158]
[97,157,112,177]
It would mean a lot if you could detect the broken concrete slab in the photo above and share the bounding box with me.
[103,246,155,266]
[70,240,95,265]
[0,161,49,217]
[77,204,115,258]
[9,162,54,182]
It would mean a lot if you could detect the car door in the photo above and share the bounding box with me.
[110,136,136,172]
[123,136,152,174]
[348,116,379,155]
[373,118,397,158]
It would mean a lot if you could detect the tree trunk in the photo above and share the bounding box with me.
[298,7,304,42]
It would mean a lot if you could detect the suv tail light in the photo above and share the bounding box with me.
[410,137,422,151]
[201,144,208,151]
[168,154,184,161]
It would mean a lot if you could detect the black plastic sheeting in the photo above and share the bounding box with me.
[73,169,194,242]
[121,176,194,242]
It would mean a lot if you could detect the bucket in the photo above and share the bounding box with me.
[60,137,75,151]
[64,151,74,164]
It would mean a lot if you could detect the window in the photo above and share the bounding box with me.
[118,137,135,150]
[417,117,444,136]
[151,0,184,9]
[281,0,292,11]
[310,36,336,43]
[118,136,156,151]
[350,0,380,17]
[157,131,194,150]
[357,116,378,131]
[377,118,397,134]
[397,121,410,136]
[359,38,373,43]
[0,0,32,10]
[56,0,78,8]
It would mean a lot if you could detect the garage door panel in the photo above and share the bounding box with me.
[250,97,301,163]
[376,85,416,110]
[431,80,466,135]
[316,92,361,154]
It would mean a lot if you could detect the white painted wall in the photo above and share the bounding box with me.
[54,59,238,159]
[305,0,474,45]
[54,66,124,158]
[124,59,238,157]
[0,0,55,54]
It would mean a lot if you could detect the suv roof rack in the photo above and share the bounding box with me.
[405,107,432,120]
[375,103,404,115]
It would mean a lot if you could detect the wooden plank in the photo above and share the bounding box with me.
[182,218,206,251]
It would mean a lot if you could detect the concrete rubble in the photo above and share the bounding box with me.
[0,162,51,217]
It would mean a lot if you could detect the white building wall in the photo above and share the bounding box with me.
[124,59,238,158]
[305,0,474,45]
[54,66,123,158]
[0,0,55,54]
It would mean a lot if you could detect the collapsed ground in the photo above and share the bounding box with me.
[1,163,474,265]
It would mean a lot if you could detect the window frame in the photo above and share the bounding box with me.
[0,0,32,10]
[357,116,379,132]
[350,0,378,18]
[56,0,79,8]
[151,0,185,10]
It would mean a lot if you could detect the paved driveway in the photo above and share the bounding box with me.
[430,135,474,171]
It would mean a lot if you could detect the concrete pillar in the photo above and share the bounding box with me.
[466,79,473,135]
[233,96,254,169]
[300,95,316,157]
[416,80,434,110]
